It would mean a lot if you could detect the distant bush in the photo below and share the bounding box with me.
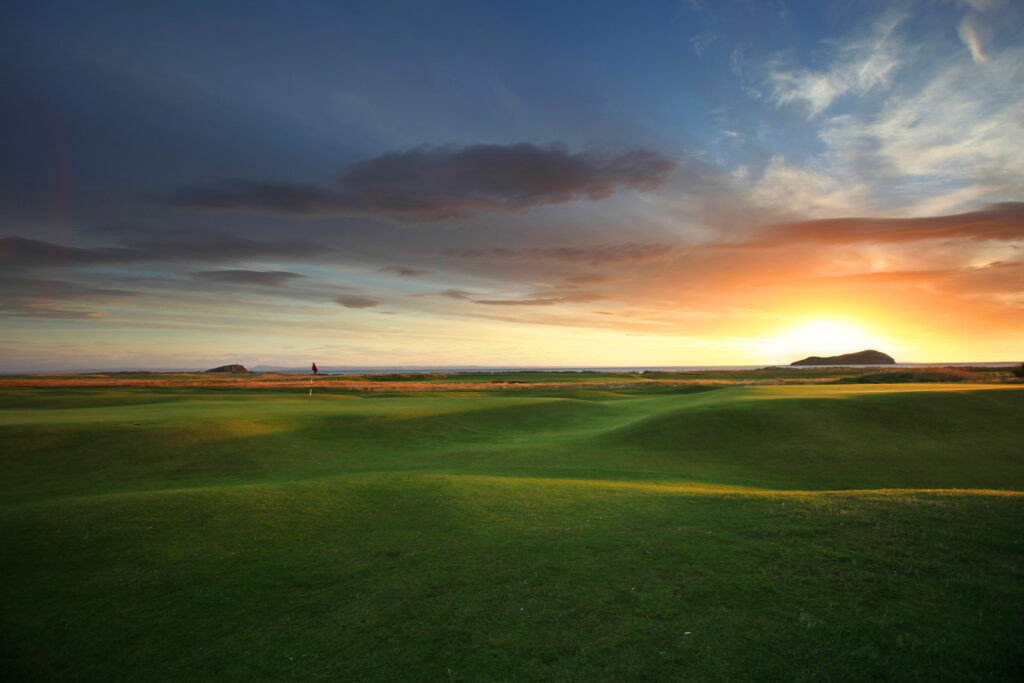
[834,368,983,384]
[346,373,448,381]
[1013,364,1024,380]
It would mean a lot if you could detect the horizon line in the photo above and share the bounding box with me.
[3,361,1021,376]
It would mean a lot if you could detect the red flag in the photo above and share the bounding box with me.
[312,362,318,375]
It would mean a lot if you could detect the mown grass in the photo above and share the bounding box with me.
[2,384,1022,681]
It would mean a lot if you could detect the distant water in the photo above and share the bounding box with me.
[10,361,1019,375]
[255,362,1020,375]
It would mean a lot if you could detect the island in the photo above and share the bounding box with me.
[204,364,251,373]
[790,349,895,366]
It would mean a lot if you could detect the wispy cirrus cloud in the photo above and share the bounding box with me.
[752,4,1024,217]
[169,143,677,222]
[690,32,719,57]
[817,43,1024,215]
[748,156,872,218]
[191,270,307,287]
[957,14,989,63]
[472,291,608,307]
[767,10,906,116]
[0,302,106,319]
[962,0,1006,13]
[809,261,1021,292]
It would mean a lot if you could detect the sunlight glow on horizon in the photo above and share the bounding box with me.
[760,320,891,364]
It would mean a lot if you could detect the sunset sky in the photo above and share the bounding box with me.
[2,0,1022,371]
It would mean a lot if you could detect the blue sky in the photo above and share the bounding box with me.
[2,0,1022,370]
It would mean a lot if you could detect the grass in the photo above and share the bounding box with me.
[2,382,1022,680]
[832,367,991,383]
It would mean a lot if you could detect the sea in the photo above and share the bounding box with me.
[253,362,1020,375]
[16,361,1020,375]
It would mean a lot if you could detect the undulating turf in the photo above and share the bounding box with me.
[2,383,1022,680]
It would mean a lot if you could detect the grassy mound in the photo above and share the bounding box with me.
[2,384,1022,680]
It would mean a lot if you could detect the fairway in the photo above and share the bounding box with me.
[2,383,1023,680]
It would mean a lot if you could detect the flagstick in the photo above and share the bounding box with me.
[309,374,313,400]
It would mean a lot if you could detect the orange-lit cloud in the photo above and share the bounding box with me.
[752,203,1024,245]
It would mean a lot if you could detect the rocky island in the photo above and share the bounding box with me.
[204,364,251,373]
[791,349,895,366]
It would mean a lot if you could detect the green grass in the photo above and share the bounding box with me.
[2,384,1022,680]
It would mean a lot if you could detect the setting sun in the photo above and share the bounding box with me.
[762,320,889,364]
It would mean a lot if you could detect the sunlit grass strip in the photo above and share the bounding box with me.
[416,473,1024,498]
[15,472,1017,511]
[737,382,1024,399]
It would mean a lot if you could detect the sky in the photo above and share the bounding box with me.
[1,0,1023,371]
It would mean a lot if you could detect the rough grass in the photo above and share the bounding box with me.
[2,384,1022,680]
[833,367,987,383]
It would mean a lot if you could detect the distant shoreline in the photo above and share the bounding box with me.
[2,362,1019,376]
[1,364,1020,392]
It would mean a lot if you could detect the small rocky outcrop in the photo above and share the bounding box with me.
[204,364,251,373]
[791,350,895,366]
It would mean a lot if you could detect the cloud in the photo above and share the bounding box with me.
[754,202,1024,245]
[849,44,1024,212]
[379,265,431,277]
[0,235,334,269]
[963,0,1006,11]
[0,237,139,269]
[690,33,718,57]
[957,15,988,63]
[472,292,608,306]
[812,261,1022,292]
[565,272,613,285]
[0,276,139,320]
[168,181,339,216]
[0,275,138,300]
[438,289,473,299]
[169,143,677,221]
[767,11,905,116]
[749,155,871,218]
[191,269,307,286]
[441,204,1022,324]
[446,243,681,265]
[335,295,380,308]
[758,6,1024,216]
[0,301,106,319]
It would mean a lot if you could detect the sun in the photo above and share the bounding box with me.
[761,319,886,364]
